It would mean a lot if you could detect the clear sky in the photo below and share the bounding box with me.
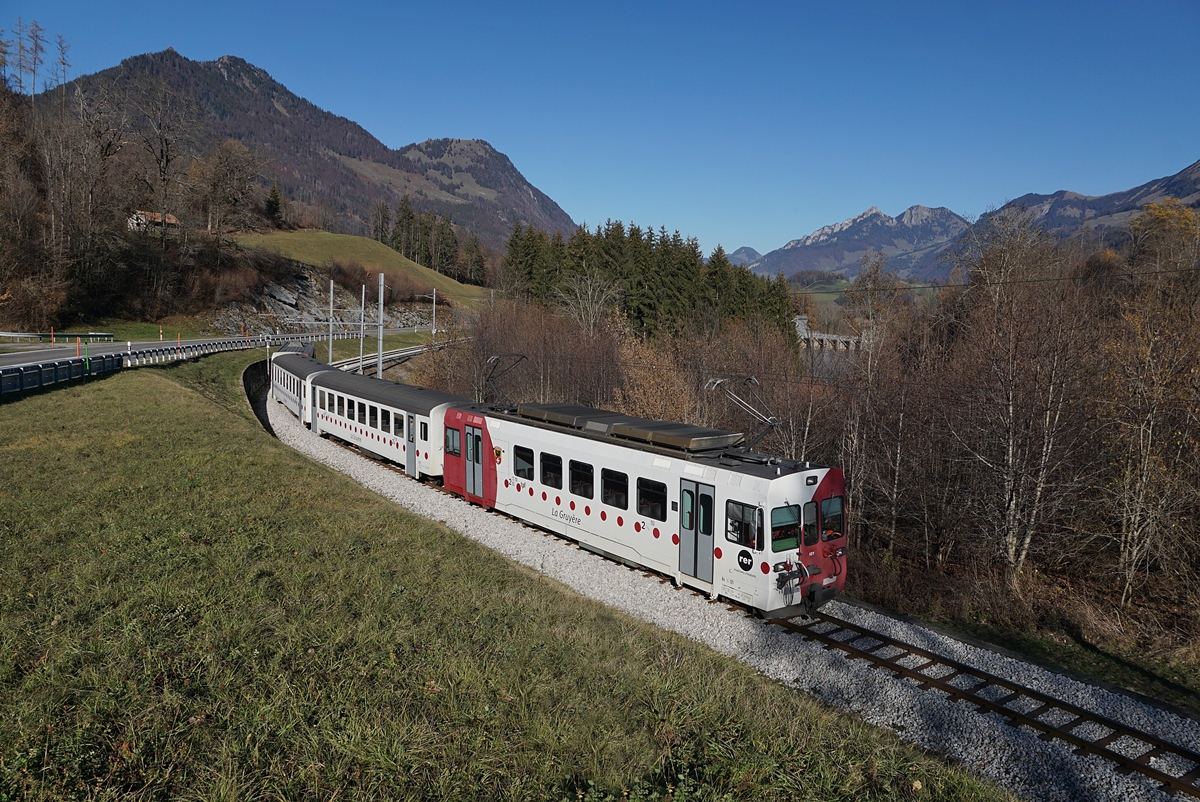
[9,0,1200,255]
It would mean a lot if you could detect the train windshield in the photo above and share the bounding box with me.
[821,496,845,540]
[771,505,800,552]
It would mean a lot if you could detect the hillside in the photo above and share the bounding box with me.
[235,230,489,305]
[66,49,576,249]
[750,205,969,281]
[993,157,1200,235]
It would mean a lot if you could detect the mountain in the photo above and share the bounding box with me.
[67,49,575,249]
[727,246,761,266]
[993,158,1200,234]
[749,205,969,280]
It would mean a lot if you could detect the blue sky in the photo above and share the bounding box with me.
[9,1,1200,254]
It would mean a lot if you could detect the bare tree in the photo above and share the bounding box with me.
[554,263,621,336]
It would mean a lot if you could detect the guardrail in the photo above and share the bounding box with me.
[0,332,355,399]
[0,331,115,343]
[331,337,469,374]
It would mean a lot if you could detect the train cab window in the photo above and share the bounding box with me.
[569,460,594,499]
[726,500,762,548]
[420,422,429,442]
[636,478,668,521]
[541,453,562,489]
[369,405,378,429]
[820,496,845,540]
[771,505,801,552]
[381,409,390,433]
[601,469,628,509]
[803,502,819,547]
[514,446,535,480]
[445,427,461,457]
[337,395,345,417]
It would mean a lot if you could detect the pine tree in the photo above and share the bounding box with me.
[265,183,283,226]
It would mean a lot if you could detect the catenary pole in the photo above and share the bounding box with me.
[328,279,334,364]
[377,271,384,378]
[358,284,366,374]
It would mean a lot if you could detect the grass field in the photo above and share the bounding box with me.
[235,231,490,307]
[0,353,1011,800]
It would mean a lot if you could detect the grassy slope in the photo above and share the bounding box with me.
[236,231,489,306]
[0,353,1011,801]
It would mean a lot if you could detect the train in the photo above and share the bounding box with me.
[269,346,847,618]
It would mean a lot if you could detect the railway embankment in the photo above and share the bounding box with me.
[0,350,1006,801]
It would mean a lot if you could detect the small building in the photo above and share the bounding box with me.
[127,210,180,233]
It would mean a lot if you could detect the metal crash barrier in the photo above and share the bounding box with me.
[0,332,356,399]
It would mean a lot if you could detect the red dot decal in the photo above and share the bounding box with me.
[555,496,561,506]
[570,500,576,510]
[714,547,723,559]
[653,527,660,538]
[600,511,607,521]
[585,506,591,516]
[542,491,547,501]
[617,516,623,527]
[671,533,679,545]
[516,483,521,492]
[760,562,770,574]
[424,452,429,459]
[529,486,534,496]
[504,479,510,488]
[634,522,641,532]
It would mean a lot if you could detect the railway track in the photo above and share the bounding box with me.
[773,612,1200,799]
[313,414,1200,799]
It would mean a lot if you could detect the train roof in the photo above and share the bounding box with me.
[516,402,745,452]
[314,370,469,416]
[273,353,335,379]
[273,341,315,358]
[482,402,827,480]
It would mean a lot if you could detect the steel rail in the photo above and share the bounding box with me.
[772,612,1200,798]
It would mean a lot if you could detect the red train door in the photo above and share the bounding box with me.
[464,424,484,498]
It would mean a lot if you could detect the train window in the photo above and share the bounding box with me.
[821,496,845,540]
[445,427,461,457]
[541,453,563,489]
[420,422,429,442]
[771,505,800,552]
[319,390,325,410]
[601,469,628,509]
[803,502,819,546]
[636,478,667,521]
[569,460,594,499]
[726,500,759,547]
[337,395,345,417]
[699,493,714,537]
[514,446,535,480]
[369,406,378,429]
[360,402,369,425]
[396,414,404,436]
[381,409,390,432]
[681,489,694,530]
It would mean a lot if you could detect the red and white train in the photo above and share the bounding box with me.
[270,347,847,618]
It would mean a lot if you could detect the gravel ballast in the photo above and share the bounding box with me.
[266,398,1199,802]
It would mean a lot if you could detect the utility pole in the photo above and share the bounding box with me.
[328,279,334,364]
[358,283,366,374]
[431,288,437,338]
[377,271,384,378]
